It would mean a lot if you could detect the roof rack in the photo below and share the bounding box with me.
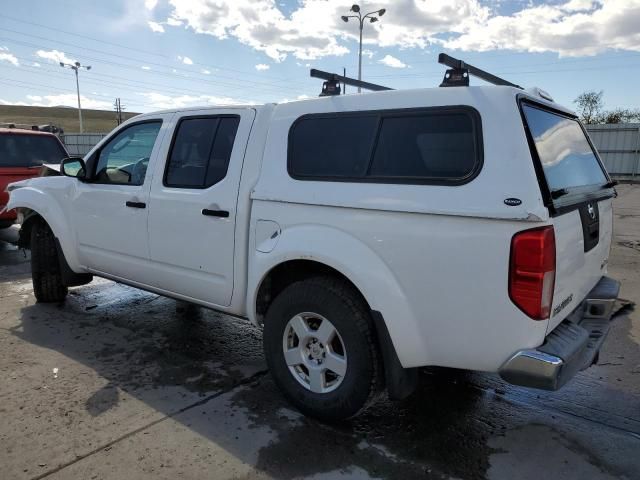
[309,53,522,96]
[310,69,392,96]
[0,123,65,135]
[438,53,523,89]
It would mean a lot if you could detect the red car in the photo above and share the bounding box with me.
[0,128,69,229]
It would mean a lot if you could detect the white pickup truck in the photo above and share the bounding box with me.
[7,59,620,420]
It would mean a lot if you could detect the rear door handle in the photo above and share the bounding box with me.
[126,201,146,209]
[202,209,229,218]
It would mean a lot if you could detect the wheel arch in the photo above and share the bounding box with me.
[7,186,80,270]
[248,224,427,370]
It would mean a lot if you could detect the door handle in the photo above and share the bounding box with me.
[202,208,229,218]
[126,201,146,209]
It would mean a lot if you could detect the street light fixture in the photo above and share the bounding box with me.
[341,4,386,93]
[59,61,91,133]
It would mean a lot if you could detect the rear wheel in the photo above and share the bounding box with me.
[263,276,380,421]
[30,220,67,303]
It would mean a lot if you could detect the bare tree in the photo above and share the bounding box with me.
[574,90,604,124]
[601,108,640,124]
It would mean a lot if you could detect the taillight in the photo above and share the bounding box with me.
[509,226,556,320]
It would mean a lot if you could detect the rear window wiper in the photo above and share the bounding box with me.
[550,188,569,199]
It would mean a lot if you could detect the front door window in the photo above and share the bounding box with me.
[94,121,162,185]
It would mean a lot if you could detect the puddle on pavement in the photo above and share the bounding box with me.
[227,369,496,480]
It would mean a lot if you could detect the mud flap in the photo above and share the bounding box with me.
[371,310,418,400]
[54,238,93,287]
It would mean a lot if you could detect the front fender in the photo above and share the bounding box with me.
[248,224,426,368]
[7,179,81,271]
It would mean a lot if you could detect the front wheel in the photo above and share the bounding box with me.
[263,276,381,421]
[30,220,68,303]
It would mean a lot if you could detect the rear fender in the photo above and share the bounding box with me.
[249,224,426,368]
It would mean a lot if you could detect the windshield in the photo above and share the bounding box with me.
[0,134,67,167]
[522,104,607,192]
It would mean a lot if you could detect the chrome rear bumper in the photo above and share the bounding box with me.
[499,276,620,391]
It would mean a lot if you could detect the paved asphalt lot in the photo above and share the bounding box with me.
[1,185,639,480]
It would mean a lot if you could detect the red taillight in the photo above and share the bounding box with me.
[509,226,556,320]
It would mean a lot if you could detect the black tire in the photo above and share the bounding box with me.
[30,220,68,303]
[263,276,381,421]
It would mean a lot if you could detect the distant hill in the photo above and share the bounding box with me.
[0,105,139,134]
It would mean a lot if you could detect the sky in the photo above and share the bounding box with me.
[0,0,639,115]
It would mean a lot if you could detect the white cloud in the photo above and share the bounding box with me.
[32,62,41,67]
[35,49,75,65]
[139,92,250,109]
[141,65,151,70]
[166,17,183,26]
[361,49,375,59]
[164,0,640,60]
[167,0,351,62]
[145,0,158,10]
[445,0,640,57]
[7,93,112,110]
[379,54,407,68]
[0,49,18,66]
[201,69,211,74]
[255,63,270,71]
[178,55,193,65]
[148,21,165,33]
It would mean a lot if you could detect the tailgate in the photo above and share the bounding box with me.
[520,100,616,331]
[550,198,613,330]
[1,167,42,212]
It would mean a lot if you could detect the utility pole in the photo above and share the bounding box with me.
[341,4,386,93]
[343,67,346,94]
[60,61,91,133]
[114,98,124,125]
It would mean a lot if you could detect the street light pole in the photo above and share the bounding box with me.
[358,21,363,92]
[341,4,386,93]
[60,61,91,133]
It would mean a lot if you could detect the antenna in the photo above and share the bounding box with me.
[310,69,392,96]
[438,53,523,89]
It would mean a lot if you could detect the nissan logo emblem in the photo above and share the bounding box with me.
[587,203,596,220]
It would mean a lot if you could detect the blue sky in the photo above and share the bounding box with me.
[0,0,639,115]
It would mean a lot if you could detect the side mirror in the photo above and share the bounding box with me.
[60,157,87,180]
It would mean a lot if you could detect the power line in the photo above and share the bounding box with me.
[0,61,259,104]
[0,36,307,96]
[0,14,302,85]
[0,77,153,109]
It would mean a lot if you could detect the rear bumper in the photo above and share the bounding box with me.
[499,276,620,390]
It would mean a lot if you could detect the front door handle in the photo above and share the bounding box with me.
[202,208,229,218]
[126,201,146,209]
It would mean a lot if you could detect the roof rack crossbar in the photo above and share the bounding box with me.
[438,53,523,89]
[310,69,393,96]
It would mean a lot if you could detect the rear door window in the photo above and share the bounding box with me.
[164,116,240,188]
[522,104,607,192]
[0,134,67,167]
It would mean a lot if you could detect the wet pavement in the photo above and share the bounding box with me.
[1,186,639,480]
